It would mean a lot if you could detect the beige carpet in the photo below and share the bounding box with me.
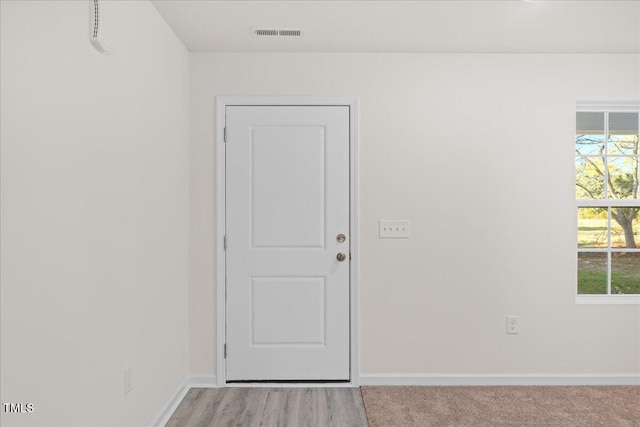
[361,386,640,427]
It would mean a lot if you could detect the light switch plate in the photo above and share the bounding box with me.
[379,220,410,238]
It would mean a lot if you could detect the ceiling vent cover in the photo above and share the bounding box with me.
[252,28,304,37]
[89,0,110,53]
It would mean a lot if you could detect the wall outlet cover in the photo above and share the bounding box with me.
[124,365,133,396]
[506,315,520,334]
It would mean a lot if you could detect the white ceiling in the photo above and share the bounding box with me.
[152,0,640,53]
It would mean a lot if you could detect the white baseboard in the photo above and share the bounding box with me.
[359,373,640,386]
[187,374,219,388]
[149,378,190,427]
[150,375,218,427]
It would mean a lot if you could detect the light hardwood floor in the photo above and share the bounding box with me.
[165,387,369,427]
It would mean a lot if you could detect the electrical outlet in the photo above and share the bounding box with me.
[379,220,410,238]
[124,365,133,396]
[506,316,519,334]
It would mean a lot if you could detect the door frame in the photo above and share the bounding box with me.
[215,96,360,387]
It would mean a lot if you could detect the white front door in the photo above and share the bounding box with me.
[225,105,350,381]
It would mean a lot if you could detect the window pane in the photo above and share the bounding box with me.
[577,252,607,294]
[610,207,639,249]
[611,252,640,295]
[608,157,639,199]
[608,135,638,156]
[576,112,605,155]
[575,157,605,199]
[578,207,608,248]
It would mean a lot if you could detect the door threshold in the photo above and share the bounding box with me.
[225,380,354,388]
[228,379,349,384]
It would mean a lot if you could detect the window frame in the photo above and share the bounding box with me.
[575,102,640,304]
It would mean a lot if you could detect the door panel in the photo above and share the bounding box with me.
[250,126,325,249]
[251,276,325,345]
[225,105,350,381]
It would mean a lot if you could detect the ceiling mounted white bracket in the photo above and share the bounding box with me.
[90,0,110,53]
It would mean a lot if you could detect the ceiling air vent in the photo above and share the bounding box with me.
[252,28,304,37]
[89,0,110,53]
[278,29,302,37]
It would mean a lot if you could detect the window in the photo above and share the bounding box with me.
[576,103,639,303]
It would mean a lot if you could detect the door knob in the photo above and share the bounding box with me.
[336,253,347,262]
[336,233,346,243]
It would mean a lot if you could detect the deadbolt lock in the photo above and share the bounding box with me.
[336,253,347,262]
[336,233,346,243]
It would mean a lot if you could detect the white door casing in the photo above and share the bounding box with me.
[223,103,354,382]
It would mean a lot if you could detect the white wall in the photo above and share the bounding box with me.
[190,53,640,378]
[0,1,189,426]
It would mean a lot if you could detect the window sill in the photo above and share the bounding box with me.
[576,295,640,304]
